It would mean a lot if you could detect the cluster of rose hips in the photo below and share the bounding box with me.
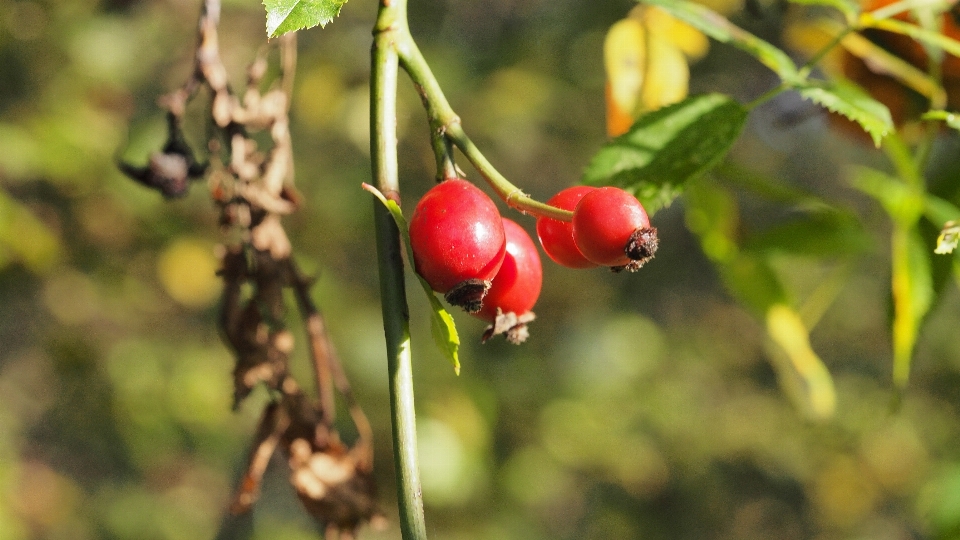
[409,178,658,343]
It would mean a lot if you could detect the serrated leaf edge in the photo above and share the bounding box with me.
[796,83,891,147]
[264,0,346,37]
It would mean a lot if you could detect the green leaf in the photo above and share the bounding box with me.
[891,227,933,388]
[853,167,921,224]
[718,162,827,206]
[685,180,834,418]
[851,167,960,229]
[363,184,461,375]
[854,168,948,387]
[684,179,741,262]
[716,165,874,255]
[787,0,858,21]
[720,254,789,315]
[744,209,872,257]
[923,110,960,131]
[936,221,960,254]
[263,0,347,37]
[925,196,960,227]
[795,80,893,147]
[582,93,748,215]
[639,0,799,81]
[424,284,462,375]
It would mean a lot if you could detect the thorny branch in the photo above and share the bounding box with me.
[118,0,382,537]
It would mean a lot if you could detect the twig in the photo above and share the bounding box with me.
[287,258,338,428]
[372,0,429,537]
[393,24,572,222]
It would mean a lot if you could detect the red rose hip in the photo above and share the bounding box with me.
[476,219,542,320]
[475,219,542,344]
[572,186,658,270]
[536,186,598,269]
[409,178,506,312]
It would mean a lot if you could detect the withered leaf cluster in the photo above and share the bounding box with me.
[119,0,382,537]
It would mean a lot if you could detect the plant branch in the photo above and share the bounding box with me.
[445,122,574,220]
[288,259,337,427]
[394,25,573,222]
[430,128,460,182]
[797,26,853,79]
[745,83,788,110]
[372,0,428,537]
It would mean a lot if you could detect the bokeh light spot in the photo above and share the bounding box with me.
[157,239,221,308]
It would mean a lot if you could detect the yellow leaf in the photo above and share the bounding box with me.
[642,6,711,60]
[639,36,690,112]
[604,16,691,137]
[605,82,637,139]
[765,304,836,419]
[605,17,647,136]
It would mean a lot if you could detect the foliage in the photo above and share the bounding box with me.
[2,0,960,539]
[264,0,348,36]
[365,184,460,374]
[582,93,748,215]
[795,80,893,146]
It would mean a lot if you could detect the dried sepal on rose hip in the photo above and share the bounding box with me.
[474,218,542,344]
[536,186,599,269]
[572,186,658,271]
[409,178,506,313]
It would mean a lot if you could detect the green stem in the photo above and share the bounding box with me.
[882,130,924,190]
[745,84,787,110]
[446,123,574,220]
[395,24,573,222]
[797,27,853,80]
[430,129,459,182]
[371,1,428,538]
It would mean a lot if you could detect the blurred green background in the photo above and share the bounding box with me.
[2,0,960,538]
